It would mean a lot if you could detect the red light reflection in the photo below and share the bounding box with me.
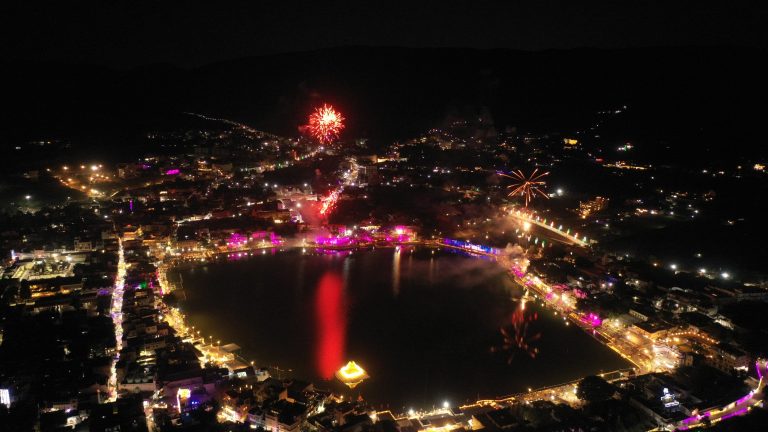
[315,272,346,379]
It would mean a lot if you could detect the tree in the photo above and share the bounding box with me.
[18,284,31,300]
[574,256,593,269]
[576,375,616,404]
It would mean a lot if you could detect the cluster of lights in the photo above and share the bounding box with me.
[226,232,282,249]
[580,312,603,327]
[665,330,717,346]
[667,263,732,279]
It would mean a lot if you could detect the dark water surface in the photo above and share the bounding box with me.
[172,248,630,410]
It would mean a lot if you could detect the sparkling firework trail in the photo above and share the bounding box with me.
[319,157,360,217]
[491,307,541,362]
[500,168,550,207]
[308,104,345,144]
[319,188,342,216]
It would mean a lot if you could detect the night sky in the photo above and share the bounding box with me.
[2,1,767,67]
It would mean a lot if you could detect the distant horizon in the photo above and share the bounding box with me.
[3,43,767,70]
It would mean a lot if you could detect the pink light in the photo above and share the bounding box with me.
[735,392,752,405]
[315,235,354,246]
[393,225,412,237]
[227,233,248,249]
[270,232,280,245]
[720,408,748,421]
[572,288,587,299]
[581,312,602,327]
[389,228,414,243]
[165,169,180,175]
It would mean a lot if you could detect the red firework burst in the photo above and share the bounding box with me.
[491,307,541,362]
[308,104,345,144]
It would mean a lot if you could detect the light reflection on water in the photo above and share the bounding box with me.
[315,272,346,379]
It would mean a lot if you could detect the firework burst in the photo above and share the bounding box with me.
[308,104,345,144]
[491,307,541,362]
[500,168,550,207]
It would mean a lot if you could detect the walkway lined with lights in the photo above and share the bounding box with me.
[458,366,636,410]
[444,239,664,373]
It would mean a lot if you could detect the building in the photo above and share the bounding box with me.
[707,343,750,374]
[89,394,148,432]
[629,306,655,322]
[714,285,768,302]
[357,165,379,186]
[632,320,672,341]
[73,238,94,251]
[249,399,308,432]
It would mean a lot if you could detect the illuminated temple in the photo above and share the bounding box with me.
[335,361,369,388]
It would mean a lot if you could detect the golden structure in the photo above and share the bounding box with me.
[335,361,369,388]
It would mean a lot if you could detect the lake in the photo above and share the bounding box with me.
[171,247,631,410]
